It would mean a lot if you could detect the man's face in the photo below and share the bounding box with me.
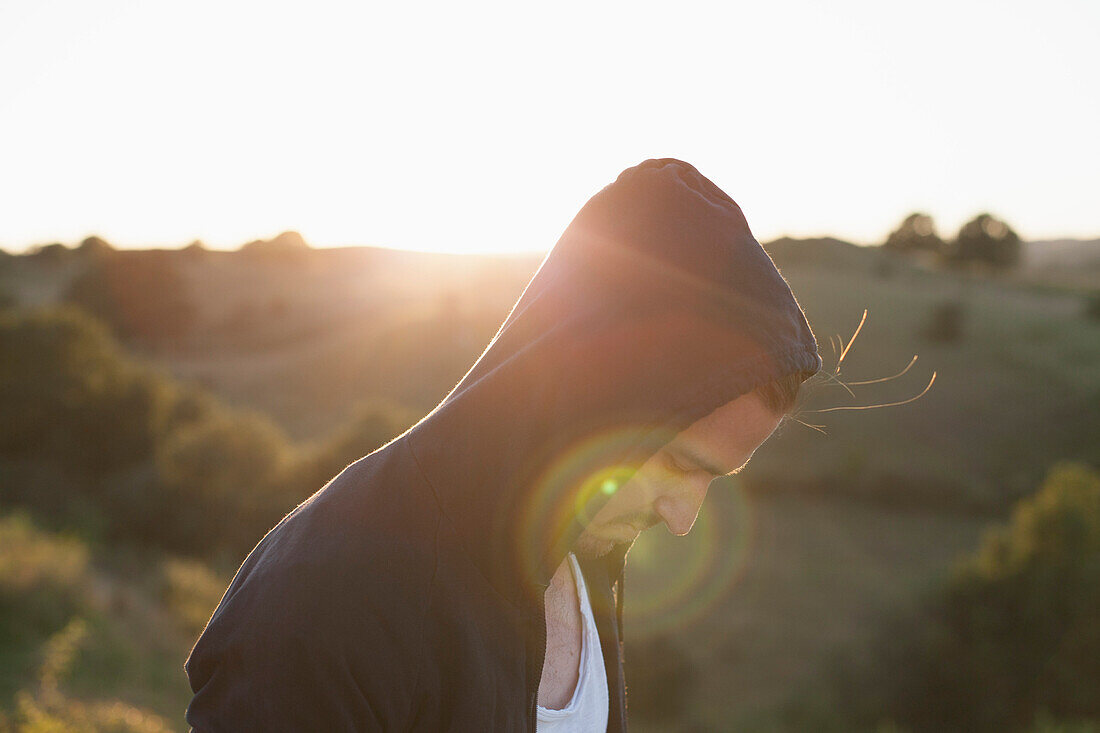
[574,390,783,559]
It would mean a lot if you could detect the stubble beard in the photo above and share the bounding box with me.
[572,531,618,560]
[573,511,660,560]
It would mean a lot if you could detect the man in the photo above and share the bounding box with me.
[184,158,821,731]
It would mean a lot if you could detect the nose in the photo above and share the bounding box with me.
[652,476,710,536]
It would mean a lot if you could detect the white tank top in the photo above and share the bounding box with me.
[536,553,609,732]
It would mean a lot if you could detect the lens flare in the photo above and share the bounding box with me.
[514,419,753,634]
[517,424,676,590]
[622,477,756,639]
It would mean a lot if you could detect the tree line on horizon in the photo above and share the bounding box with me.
[882,211,1023,269]
[0,211,1033,271]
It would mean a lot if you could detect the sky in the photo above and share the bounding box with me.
[1,0,1097,254]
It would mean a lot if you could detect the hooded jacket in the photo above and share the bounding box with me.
[184,158,822,732]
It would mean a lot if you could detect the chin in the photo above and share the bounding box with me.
[574,532,635,560]
[573,535,616,560]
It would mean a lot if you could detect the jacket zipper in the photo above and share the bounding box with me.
[527,583,549,731]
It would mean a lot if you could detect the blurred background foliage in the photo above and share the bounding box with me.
[792,462,1100,733]
[0,226,1097,731]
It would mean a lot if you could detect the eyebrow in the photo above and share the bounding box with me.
[669,444,740,478]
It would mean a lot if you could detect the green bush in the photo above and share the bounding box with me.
[0,307,172,481]
[844,462,1100,732]
[0,508,229,729]
[0,512,90,648]
[152,411,293,555]
[290,401,414,496]
[0,511,93,709]
[0,304,426,563]
[0,306,302,561]
[156,558,226,639]
[0,616,175,733]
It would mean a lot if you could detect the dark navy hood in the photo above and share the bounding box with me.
[405,158,821,610]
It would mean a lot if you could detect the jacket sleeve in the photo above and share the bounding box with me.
[184,551,429,732]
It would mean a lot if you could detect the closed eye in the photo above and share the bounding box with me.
[664,452,691,474]
[665,446,733,479]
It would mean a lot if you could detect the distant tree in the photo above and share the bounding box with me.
[949,213,1022,269]
[239,231,311,261]
[29,242,70,266]
[269,230,309,250]
[181,239,207,261]
[76,235,113,258]
[883,212,946,256]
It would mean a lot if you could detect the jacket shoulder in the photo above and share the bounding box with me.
[185,438,441,732]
